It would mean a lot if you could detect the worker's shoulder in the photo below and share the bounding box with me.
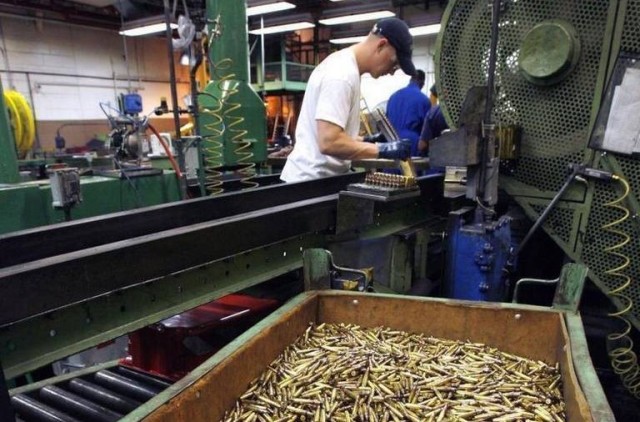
[316,50,358,79]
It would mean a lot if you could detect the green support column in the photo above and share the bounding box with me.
[0,81,19,183]
[200,0,267,172]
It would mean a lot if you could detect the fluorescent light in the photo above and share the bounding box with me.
[249,21,315,35]
[247,2,296,17]
[119,22,178,36]
[330,35,366,44]
[331,23,441,44]
[409,24,441,36]
[319,10,394,26]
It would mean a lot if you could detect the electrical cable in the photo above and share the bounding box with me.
[475,196,496,215]
[603,175,640,398]
[112,156,142,208]
[148,123,183,180]
[99,101,135,125]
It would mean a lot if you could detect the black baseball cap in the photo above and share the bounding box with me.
[372,18,416,76]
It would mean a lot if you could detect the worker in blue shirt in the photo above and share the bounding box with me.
[386,70,431,157]
[418,84,449,156]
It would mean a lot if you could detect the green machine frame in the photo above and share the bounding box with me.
[436,0,640,329]
[0,0,271,235]
[198,0,267,171]
[0,173,444,380]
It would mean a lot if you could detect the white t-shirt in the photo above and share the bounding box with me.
[280,48,361,182]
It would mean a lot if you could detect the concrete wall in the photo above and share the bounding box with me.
[0,16,191,152]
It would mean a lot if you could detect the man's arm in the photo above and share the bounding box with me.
[316,120,379,160]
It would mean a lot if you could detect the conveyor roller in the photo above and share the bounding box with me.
[11,365,173,422]
[93,369,162,402]
[66,379,141,414]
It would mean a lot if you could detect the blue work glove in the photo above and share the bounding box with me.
[377,140,412,160]
[363,132,386,143]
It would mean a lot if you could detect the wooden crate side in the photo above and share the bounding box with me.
[318,292,594,421]
[141,293,318,422]
[318,292,562,362]
[558,314,593,421]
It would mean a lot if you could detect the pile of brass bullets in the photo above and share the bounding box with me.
[221,323,565,422]
[364,172,416,189]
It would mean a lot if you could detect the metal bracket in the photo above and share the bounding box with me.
[303,249,373,292]
[512,263,588,312]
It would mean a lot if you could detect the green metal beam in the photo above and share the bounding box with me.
[0,174,180,235]
[2,187,442,378]
[1,235,322,379]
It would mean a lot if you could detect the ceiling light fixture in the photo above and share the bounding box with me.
[409,23,441,36]
[246,1,296,17]
[248,21,315,35]
[119,16,177,37]
[330,22,441,44]
[319,10,394,26]
[329,35,366,44]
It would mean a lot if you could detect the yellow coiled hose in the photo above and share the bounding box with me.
[199,57,257,195]
[604,175,640,398]
[199,85,225,195]
[225,90,257,189]
[4,90,35,155]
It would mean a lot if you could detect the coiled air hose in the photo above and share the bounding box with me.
[4,90,35,155]
[199,68,226,196]
[604,175,640,398]
[199,57,258,194]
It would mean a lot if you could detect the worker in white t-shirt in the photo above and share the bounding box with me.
[280,18,416,182]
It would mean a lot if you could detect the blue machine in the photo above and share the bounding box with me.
[444,207,513,301]
[121,93,143,115]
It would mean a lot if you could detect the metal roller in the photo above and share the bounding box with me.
[67,378,141,414]
[114,366,171,390]
[39,385,123,422]
[11,394,82,422]
[93,369,161,402]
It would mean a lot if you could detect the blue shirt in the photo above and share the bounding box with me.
[420,105,448,147]
[419,104,449,174]
[386,81,431,156]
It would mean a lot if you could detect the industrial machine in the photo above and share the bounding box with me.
[2,0,640,420]
[433,0,640,405]
[0,0,270,235]
[0,84,184,234]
